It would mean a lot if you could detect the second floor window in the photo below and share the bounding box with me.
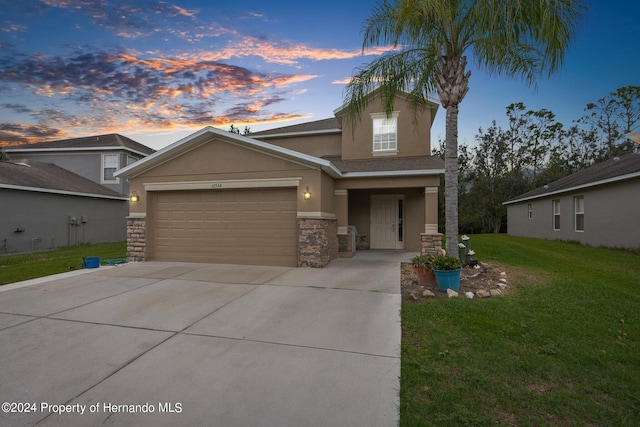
[102,153,119,183]
[372,112,398,152]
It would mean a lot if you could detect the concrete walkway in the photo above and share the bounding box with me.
[0,251,410,427]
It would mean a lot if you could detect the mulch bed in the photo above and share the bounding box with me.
[401,262,509,302]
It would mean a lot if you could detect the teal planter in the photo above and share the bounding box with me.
[433,268,462,292]
[82,257,100,269]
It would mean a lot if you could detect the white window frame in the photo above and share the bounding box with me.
[127,155,137,166]
[552,199,561,231]
[574,196,584,232]
[528,203,533,219]
[102,153,119,184]
[371,112,399,153]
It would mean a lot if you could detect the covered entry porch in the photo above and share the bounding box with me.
[333,175,441,256]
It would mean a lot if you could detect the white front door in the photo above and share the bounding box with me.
[370,195,404,249]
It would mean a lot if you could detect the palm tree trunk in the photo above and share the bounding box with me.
[445,104,459,256]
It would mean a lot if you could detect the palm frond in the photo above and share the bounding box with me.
[342,47,439,130]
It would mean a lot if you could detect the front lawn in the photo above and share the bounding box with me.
[401,235,640,426]
[0,242,126,285]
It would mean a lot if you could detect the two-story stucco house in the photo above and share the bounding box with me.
[5,133,156,196]
[1,134,155,253]
[116,91,444,267]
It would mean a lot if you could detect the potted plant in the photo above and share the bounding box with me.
[430,252,463,292]
[411,254,437,287]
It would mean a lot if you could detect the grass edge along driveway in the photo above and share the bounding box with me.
[0,242,126,285]
[401,235,640,426]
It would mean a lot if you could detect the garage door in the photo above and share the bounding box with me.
[151,188,298,266]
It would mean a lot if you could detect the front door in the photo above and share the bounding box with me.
[370,195,404,249]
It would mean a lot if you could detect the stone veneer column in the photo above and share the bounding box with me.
[297,217,338,267]
[126,216,146,262]
[420,233,443,255]
[421,186,442,255]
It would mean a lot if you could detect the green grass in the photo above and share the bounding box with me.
[401,235,640,426]
[0,242,126,285]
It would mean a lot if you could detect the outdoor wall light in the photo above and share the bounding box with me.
[303,186,311,200]
[130,191,139,202]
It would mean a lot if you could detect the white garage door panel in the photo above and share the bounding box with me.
[151,189,297,266]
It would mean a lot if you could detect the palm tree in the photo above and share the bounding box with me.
[343,0,586,256]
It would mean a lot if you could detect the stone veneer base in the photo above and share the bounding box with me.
[126,216,146,262]
[297,217,338,268]
[420,233,443,255]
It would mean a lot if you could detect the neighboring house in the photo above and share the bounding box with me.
[504,152,640,249]
[116,90,444,267]
[5,134,155,195]
[0,159,128,254]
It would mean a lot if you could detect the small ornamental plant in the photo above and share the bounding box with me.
[430,252,462,271]
[411,254,435,270]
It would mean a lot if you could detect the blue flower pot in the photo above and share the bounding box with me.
[433,268,462,292]
[83,256,100,269]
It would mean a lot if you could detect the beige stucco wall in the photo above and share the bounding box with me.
[256,133,341,157]
[507,178,640,250]
[128,137,335,218]
[338,95,434,161]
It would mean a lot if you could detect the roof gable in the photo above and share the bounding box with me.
[333,87,439,124]
[115,126,341,179]
[505,153,640,204]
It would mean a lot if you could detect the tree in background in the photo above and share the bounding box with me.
[342,0,586,256]
[577,85,640,157]
[229,124,251,135]
[457,85,640,233]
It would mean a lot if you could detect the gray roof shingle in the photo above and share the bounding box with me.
[7,134,155,155]
[506,152,640,203]
[324,155,444,173]
[251,118,341,137]
[0,159,126,198]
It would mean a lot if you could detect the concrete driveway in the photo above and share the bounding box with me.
[0,251,407,427]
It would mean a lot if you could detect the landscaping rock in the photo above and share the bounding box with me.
[409,292,418,301]
[465,292,475,299]
[490,289,502,296]
[499,278,507,284]
[447,289,458,298]
[476,289,491,298]
[422,290,436,298]
[498,283,507,290]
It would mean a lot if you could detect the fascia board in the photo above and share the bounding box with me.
[6,146,151,157]
[0,184,128,200]
[341,168,444,178]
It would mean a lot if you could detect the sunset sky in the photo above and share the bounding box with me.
[1,0,638,150]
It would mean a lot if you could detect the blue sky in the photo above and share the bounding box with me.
[1,0,638,150]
